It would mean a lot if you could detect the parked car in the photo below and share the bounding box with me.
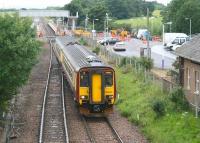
[98,37,120,45]
[113,42,126,51]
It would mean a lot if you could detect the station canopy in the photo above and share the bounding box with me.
[19,10,70,17]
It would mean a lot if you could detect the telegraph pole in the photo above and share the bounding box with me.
[147,8,151,59]
[85,14,89,31]
[106,13,109,38]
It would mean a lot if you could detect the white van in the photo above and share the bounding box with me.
[167,36,190,51]
[164,33,188,45]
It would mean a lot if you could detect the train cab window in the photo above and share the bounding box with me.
[105,72,113,87]
[80,72,89,87]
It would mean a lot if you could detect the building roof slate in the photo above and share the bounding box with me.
[176,34,200,63]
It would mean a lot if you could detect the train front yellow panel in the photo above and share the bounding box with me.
[80,87,89,95]
[92,74,102,103]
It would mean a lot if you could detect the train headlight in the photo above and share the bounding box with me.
[80,96,88,100]
[106,95,113,99]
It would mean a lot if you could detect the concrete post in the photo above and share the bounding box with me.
[72,19,76,31]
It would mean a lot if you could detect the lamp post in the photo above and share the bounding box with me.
[163,21,172,45]
[104,13,112,38]
[185,17,192,40]
[93,19,99,31]
[85,14,89,31]
[92,19,99,40]
[162,21,172,69]
[105,13,110,38]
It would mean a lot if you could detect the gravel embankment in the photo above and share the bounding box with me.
[9,42,50,143]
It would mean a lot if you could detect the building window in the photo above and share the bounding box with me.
[186,68,190,90]
[195,71,199,92]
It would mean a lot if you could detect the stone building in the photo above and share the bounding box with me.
[176,34,200,109]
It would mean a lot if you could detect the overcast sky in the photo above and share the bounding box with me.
[147,0,172,6]
[0,0,71,9]
[0,0,171,9]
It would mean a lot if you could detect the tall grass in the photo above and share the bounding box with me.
[116,67,200,143]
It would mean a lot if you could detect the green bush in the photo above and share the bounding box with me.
[92,46,100,55]
[152,99,165,118]
[121,65,132,74]
[139,57,153,70]
[79,38,88,46]
[169,87,189,111]
[119,57,127,67]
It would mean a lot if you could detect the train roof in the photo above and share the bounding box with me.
[56,36,112,71]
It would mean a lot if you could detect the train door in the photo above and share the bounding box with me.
[91,73,103,103]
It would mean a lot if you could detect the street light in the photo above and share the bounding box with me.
[92,19,99,31]
[162,21,172,69]
[185,17,192,40]
[105,13,112,38]
[92,19,99,40]
[162,21,172,45]
[85,14,89,31]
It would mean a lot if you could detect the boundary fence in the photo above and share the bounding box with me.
[82,36,179,93]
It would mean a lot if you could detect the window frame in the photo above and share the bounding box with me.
[80,72,89,87]
[195,71,199,92]
[104,72,113,87]
[186,67,191,90]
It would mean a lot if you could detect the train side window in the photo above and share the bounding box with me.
[80,72,89,87]
[105,73,113,87]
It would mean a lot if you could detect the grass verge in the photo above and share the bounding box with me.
[116,67,200,143]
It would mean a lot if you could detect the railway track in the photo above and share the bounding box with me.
[38,20,69,143]
[40,19,124,143]
[63,77,124,143]
[82,116,124,143]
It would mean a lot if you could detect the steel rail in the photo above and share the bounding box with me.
[105,117,124,143]
[38,20,56,143]
[81,116,96,143]
[39,20,69,143]
[61,74,70,143]
[38,44,52,143]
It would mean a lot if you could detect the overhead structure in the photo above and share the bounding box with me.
[19,10,70,17]
[19,10,78,30]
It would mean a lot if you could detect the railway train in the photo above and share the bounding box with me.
[52,36,116,115]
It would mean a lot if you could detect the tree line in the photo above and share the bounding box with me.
[63,0,164,30]
[162,0,200,34]
[0,14,40,113]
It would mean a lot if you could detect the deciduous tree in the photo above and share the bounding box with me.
[0,14,40,112]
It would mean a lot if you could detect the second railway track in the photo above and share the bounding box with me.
[39,50,69,143]
[39,21,69,143]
